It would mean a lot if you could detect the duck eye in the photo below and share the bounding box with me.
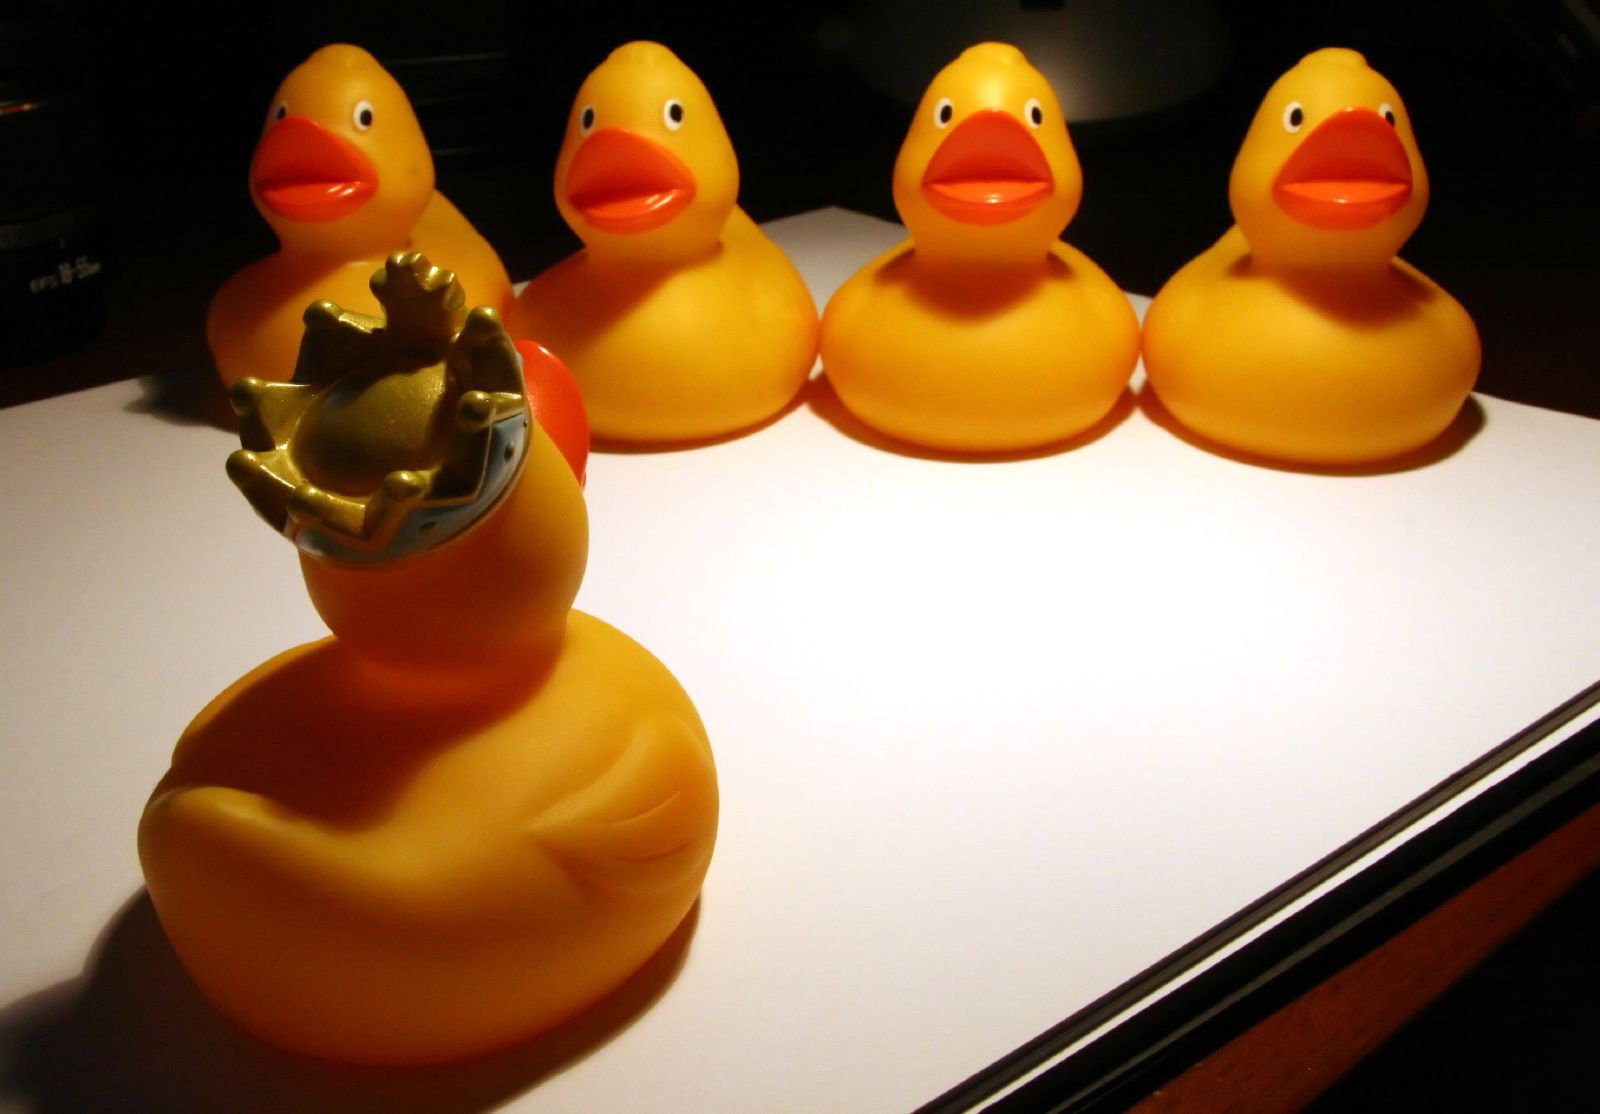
[353,100,374,131]
[273,101,287,122]
[1024,98,1043,129]
[579,104,596,135]
[934,97,954,128]
[1282,101,1304,132]
[1379,102,1397,126]
[663,98,684,132]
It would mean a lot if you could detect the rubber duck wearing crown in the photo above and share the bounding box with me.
[1141,48,1480,465]
[818,43,1140,453]
[207,45,515,391]
[140,254,717,1065]
[508,42,818,443]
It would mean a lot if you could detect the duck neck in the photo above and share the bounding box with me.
[578,206,733,268]
[585,239,722,271]
[914,234,1054,270]
[908,243,1056,307]
[1235,215,1406,279]
[1250,243,1394,278]
[1248,252,1405,303]
[299,430,590,687]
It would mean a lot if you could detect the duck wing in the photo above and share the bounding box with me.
[528,711,718,898]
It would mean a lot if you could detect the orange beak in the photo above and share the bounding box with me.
[920,109,1054,226]
[564,128,697,234]
[251,116,379,223]
[1273,107,1413,230]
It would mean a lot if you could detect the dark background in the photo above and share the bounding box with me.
[2,0,1596,413]
[1,1,1597,1102]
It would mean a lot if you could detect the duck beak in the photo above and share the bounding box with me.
[565,128,697,233]
[251,116,379,223]
[1273,107,1413,230]
[920,109,1054,226]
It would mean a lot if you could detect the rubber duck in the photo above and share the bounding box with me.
[207,45,514,390]
[141,254,717,1064]
[1141,48,1480,464]
[508,42,818,443]
[818,43,1140,453]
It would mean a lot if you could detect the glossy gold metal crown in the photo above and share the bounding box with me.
[227,252,530,564]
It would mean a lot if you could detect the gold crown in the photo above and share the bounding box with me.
[227,253,529,563]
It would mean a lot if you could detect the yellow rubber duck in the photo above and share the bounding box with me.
[508,42,818,443]
[1142,48,1480,464]
[818,43,1140,453]
[141,254,717,1065]
[207,45,514,390]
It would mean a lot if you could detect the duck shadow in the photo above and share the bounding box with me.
[0,891,701,1114]
[1134,384,1486,476]
[124,362,236,432]
[805,373,1135,463]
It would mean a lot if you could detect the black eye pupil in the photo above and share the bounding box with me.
[1384,110,1396,126]
[581,107,594,129]
[668,102,683,124]
[1030,105,1042,125]
[1289,106,1303,127]
[275,105,286,120]
[938,103,952,123]
[358,108,373,127]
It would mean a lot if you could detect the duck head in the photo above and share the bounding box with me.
[1230,48,1428,271]
[893,43,1082,265]
[250,45,435,259]
[555,42,738,264]
[228,254,588,678]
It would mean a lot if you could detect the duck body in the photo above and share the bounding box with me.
[509,42,817,443]
[821,237,1137,451]
[1142,48,1479,465]
[140,610,714,1063]
[514,207,816,442]
[1143,226,1477,462]
[208,45,512,389]
[211,252,393,391]
[142,256,716,1064]
[819,43,1139,453]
